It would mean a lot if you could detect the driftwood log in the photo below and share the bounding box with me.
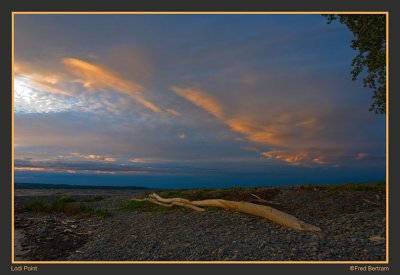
[132,193,321,232]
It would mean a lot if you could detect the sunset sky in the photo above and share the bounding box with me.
[14,14,386,188]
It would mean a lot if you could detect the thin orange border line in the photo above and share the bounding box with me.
[12,260,388,265]
[11,11,15,264]
[12,11,388,15]
[11,11,389,265]
[385,12,389,264]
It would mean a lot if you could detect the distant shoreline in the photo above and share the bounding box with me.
[14,181,385,190]
[14,182,149,190]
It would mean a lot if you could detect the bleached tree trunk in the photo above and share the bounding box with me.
[133,193,321,232]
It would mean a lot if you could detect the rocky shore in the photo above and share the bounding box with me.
[14,183,386,261]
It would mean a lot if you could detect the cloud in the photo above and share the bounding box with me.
[129,158,150,163]
[242,73,258,86]
[354,153,369,160]
[172,86,324,147]
[14,158,232,176]
[296,118,319,129]
[171,85,288,146]
[14,159,158,175]
[15,167,47,171]
[225,118,280,145]
[104,157,116,162]
[258,148,374,166]
[14,60,157,116]
[14,62,70,95]
[14,76,75,114]
[260,149,329,166]
[81,154,116,162]
[240,146,259,152]
[62,58,162,112]
[14,62,71,96]
[171,86,224,119]
[166,108,180,116]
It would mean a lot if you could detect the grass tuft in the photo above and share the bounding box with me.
[21,200,49,213]
[206,206,221,212]
[58,195,76,203]
[86,195,106,202]
[94,209,113,217]
[327,182,385,191]
[20,195,84,215]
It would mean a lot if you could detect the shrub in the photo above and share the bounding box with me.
[58,195,76,203]
[86,195,106,202]
[94,209,113,218]
[22,200,49,213]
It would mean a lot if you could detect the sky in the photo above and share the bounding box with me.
[13,14,386,188]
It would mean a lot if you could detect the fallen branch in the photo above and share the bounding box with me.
[362,198,381,206]
[132,197,205,211]
[250,193,264,201]
[132,198,173,207]
[136,193,321,232]
[170,201,205,212]
[250,194,281,205]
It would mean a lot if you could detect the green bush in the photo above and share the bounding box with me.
[94,209,113,218]
[86,195,106,202]
[22,200,49,213]
[58,195,76,203]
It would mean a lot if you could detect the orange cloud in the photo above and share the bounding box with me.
[14,167,47,171]
[166,108,180,116]
[62,58,161,112]
[260,149,329,166]
[172,86,325,150]
[15,166,80,173]
[104,157,116,162]
[312,157,328,165]
[82,154,116,162]
[171,86,224,119]
[14,62,70,96]
[225,118,287,146]
[130,158,150,163]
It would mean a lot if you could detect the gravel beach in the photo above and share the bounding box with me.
[14,183,386,261]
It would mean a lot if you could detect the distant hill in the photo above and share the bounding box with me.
[15,182,148,190]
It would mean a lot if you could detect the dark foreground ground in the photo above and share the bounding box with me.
[14,182,386,261]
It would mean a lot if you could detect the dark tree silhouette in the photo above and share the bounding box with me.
[325,14,386,114]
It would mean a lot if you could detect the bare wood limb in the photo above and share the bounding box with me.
[362,198,381,206]
[251,193,263,200]
[250,199,280,206]
[131,198,173,207]
[149,193,191,204]
[189,199,320,232]
[145,194,321,232]
[133,197,205,211]
[170,201,205,212]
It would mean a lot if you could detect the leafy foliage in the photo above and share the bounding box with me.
[325,14,386,114]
